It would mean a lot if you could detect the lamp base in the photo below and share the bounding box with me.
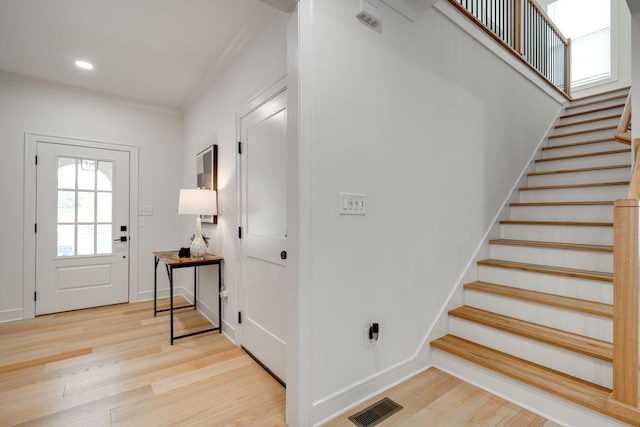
[190,234,207,258]
[190,217,208,258]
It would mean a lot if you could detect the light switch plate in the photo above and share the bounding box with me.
[339,192,366,215]
[138,206,153,216]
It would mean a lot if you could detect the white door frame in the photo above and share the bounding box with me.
[236,76,287,346]
[23,133,139,319]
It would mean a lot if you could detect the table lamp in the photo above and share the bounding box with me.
[178,189,217,258]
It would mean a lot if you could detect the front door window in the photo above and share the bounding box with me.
[57,157,113,257]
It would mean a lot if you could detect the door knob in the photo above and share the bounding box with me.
[280,251,287,260]
[114,236,128,242]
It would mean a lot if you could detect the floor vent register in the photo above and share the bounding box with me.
[348,397,403,427]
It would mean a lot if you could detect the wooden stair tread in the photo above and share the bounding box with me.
[519,181,628,191]
[549,125,617,139]
[500,220,612,227]
[527,164,630,177]
[535,148,630,163]
[555,114,621,129]
[477,259,613,282]
[489,239,612,252]
[448,306,612,361]
[510,201,613,207]
[565,93,629,110]
[570,87,629,101]
[429,335,628,422]
[542,137,616,151]
[560,104,625,119]
[464,281,613,317]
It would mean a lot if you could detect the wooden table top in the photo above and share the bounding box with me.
[153,251,223,267]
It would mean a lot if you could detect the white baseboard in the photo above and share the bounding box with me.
[0,308,24,323]
[312,357,428,426]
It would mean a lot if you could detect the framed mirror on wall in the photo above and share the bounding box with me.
[196,144,218,224]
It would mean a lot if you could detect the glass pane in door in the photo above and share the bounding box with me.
[56,156,114,257]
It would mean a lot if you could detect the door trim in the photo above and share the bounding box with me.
[236,76,287,347]
[23,133,139,319]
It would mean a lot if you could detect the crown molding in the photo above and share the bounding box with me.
[259,0,296,13]
[0,70,183,117]
[181,4,279,111]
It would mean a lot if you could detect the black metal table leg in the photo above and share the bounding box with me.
[154,257,159,316]
[170,266,174,345]
[194,266,197,311]
[218,263,222,334]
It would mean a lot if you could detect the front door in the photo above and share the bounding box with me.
[35,141,130,315]
[239,84,287,384]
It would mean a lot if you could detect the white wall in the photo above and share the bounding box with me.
[0,79,183,321]
[296,0,562,423]
[181,8,288,339]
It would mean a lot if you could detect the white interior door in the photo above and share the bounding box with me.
[36,141,130,315]
[240,86,287,384]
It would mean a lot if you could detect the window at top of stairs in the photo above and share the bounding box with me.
[546,0,611,88]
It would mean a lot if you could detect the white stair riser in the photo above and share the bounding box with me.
[477,265,612,304]
[527,167,630,187]
[448,317,612,388]
[547,129,619,145]
[464,290,612,341]
[551,118,621,135]
[431,349,630,427]
[566,96,629,114]
[519,185,628,203]
[490,244,612,273]
[500,224,612,246]
[541,140,622,157]
[535,152,630,172]
[510,204,613,222]
[558,107,624,126]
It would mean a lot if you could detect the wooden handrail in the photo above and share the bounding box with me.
[615,89,632,145]
[628,138,640,200]
[524,0,567,44]
[447,0,571,99]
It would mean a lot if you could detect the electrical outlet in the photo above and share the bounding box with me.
[364,326,375,348]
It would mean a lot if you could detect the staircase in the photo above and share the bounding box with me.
[431,88,639,426]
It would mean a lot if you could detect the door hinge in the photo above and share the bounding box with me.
[34,223,37,233]
[238,311,242,324]
[238,141,242,154]
[34,291,37,301]
[35,155,38,165]
[238,226,242,239]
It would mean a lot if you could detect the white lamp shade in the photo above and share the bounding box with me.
[178,189,217,216]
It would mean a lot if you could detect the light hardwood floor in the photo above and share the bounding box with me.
[0,298,285,426]
[0,300,559,426]
[324,368,561,427]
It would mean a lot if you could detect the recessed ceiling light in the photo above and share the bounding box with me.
[75,60,94,70]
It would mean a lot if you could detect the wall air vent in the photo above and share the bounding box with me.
[356,0,382,30]
[348,397,403,426]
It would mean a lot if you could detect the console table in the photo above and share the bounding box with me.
[153,251,223,344]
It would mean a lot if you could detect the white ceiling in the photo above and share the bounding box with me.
[0,0,261,109]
